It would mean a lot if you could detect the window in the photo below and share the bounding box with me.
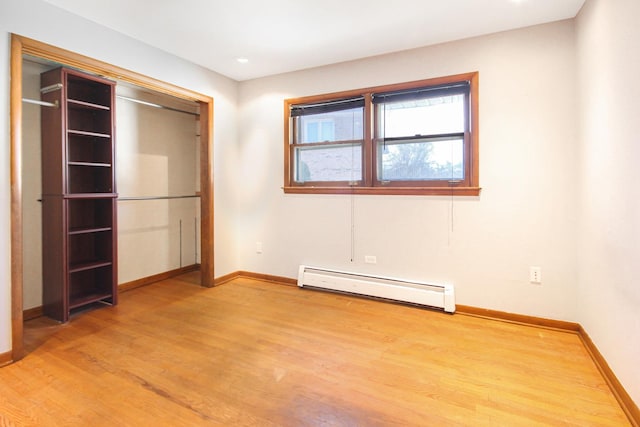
[289,97,364,183]
[284,72,479,195]
[374,82,468,184]
[304,119,335,143]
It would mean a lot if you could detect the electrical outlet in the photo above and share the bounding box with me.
[364,255,377,264]
[529,266,541,284]
[256,241,263,254]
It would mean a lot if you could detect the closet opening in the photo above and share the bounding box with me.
[10,34,215,361]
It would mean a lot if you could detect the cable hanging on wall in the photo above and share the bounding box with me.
[349,107,359,263]
[447,151,462,246]
[448,164,455,247]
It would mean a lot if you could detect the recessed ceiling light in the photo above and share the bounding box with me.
[236,57,249,64]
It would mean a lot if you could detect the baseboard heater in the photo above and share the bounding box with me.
[297,265,455,313]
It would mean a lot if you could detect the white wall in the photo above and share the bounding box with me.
[576,0,640,406]
[0,0,240,353]
[237,21,579,321]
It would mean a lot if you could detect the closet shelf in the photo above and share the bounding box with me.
[68,132,112,142]
[41,67,117,323]
[69,292,114,310]
[68,129,111,139]
[69,260,112,274]
[68,226,112,235]
[67,98,111,111]
[64,193,118,199]
[68,161,112,168]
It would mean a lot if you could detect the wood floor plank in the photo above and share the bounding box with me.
[0,272,631,426]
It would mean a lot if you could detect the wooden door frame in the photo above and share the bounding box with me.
[9,34,215,361]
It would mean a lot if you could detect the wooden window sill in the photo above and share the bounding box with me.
[283,186,481,196]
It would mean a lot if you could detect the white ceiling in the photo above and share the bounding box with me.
[42,0,585,81]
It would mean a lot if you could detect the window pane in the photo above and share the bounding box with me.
[379,94,464,138]
[297,107,363,143]
[295,144,362,182]
[306,122,319,141]
[321,121,334,141]
[378,138,464,181]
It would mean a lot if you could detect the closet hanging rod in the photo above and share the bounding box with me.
[116,95,199,117]
[22,98,58,108]
[118,194,201,201]
[40,83,63,94]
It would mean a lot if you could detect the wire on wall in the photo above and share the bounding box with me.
[350,109,357,263]
[350,186,355,263]
[447,143,461,246]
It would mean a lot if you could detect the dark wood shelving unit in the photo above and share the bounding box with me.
[40,67,118,322]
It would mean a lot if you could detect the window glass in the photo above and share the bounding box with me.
[295,144,362,182]
[298,108,363,143]
[378,137,464,181]
[378,94,465,138]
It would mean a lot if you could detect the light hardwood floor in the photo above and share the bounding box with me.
[0,272,630,426]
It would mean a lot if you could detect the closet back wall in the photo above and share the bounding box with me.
[116,85,200,284]
[21,61,43,311]
[21,62,199,310]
